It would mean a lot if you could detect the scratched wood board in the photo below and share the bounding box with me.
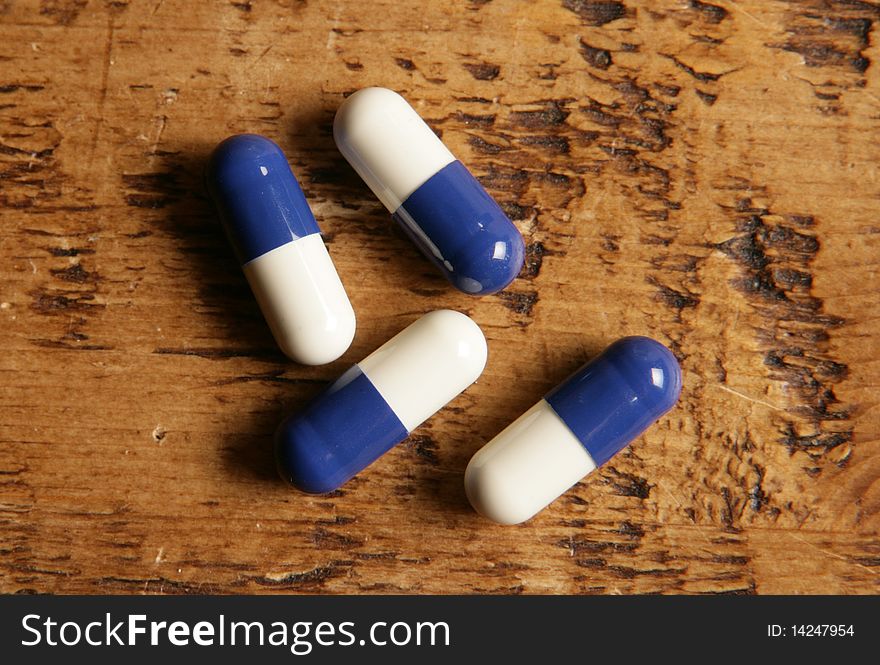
[0,0,878,594]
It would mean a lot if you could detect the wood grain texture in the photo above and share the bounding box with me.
[1,0,878,594]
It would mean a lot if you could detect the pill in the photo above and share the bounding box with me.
[275,309,488,493]
[333,87,525,295]
[465,336,682,524]
[206,134,356,365]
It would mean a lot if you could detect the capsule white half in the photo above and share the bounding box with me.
[243,234,356,366]
[359,309,487,431]
[465,400,596,525]
[333,87,455,212]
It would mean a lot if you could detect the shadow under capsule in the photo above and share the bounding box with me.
[139,144,347,489]
[142,146,286,357]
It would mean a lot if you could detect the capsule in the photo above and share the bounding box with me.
[276,310,487,493]
[333,87,525,295]
[465,337,682,524]
[206,134,356,365]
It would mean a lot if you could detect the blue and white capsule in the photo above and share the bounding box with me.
[275,310,487,493]
[206,134,356,365]
[333,87,525,296]
[465,337,682,524]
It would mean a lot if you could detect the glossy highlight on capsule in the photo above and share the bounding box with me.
[333,87,525,295]
[206,134,356,365]
[275,310,488,493]
[465,336,682,525]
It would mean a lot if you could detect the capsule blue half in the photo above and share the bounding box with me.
[206,134,355,365]
[465,336,682,524]
[333,87,525,295]
[276,310,488,493]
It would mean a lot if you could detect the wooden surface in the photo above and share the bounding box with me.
[1,0,878,595]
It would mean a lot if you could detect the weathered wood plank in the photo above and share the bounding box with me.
[1,0,878,594]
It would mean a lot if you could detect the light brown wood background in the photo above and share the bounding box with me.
[1,0,878,595]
